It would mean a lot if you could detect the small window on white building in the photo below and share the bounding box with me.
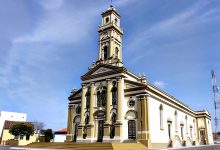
[159,104,163,130]
[175,110,178,132]
[167,122,172,139]
[190,126,193,138]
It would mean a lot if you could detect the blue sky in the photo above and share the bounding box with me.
[0,0,220,131]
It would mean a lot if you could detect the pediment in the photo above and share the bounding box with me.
[92,67,112,75]
[81,63,126,81]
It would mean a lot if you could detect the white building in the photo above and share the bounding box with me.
[0,111,27,139]
[66,5,214,149]
[54,128,67,142]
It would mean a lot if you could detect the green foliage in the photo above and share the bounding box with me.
[9,123,34,138]
[40,129,53,142]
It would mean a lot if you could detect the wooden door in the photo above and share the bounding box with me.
[97,120,104,142]
[128,120,136,139]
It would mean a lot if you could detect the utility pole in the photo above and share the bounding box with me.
[211,70,220,140]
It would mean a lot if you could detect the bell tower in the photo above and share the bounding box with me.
[97,5,123,66]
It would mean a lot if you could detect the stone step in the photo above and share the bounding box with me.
[26,142,146,150]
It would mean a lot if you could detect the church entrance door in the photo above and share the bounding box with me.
[200,130,206,145]
[128,120,136,140]
[97,120,104,142]
[73,123,79,142]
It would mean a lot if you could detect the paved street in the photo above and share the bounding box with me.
[0,145,11,150]
[151,144,220,150]
[1,145,220,150]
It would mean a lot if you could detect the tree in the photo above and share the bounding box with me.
[40,129,53,142]
[32,121,45,133]
[9,123,34,139]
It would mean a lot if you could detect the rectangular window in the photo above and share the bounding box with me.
[20,135,24,140]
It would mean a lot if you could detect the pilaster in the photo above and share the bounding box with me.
[66,106,74,141]
[80,84,87,125]
[89,82,95,124]
[116,77,123,123]
[114,77,123,139]
[87,82,95,140]
[137,94,151,147]
[78,84,87,140]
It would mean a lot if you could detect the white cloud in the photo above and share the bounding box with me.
[154,81,165,89]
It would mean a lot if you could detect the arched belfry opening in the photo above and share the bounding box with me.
[103,46,108,60]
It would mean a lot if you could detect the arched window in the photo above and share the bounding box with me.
[86,90,90,109]
[180,124,184,140]
[101,90,106,106]
[185,115,188,134]
[190,126,193,138]
[103,46,108,60]
[175,110,178,132]
[111,82,117,105]
[115,47,119,58]
[97,91,101,107]
[110,113,116,139]
[159,104,163,130]
[193,119,196,136]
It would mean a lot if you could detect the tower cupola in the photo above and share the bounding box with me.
[97,5,123,66]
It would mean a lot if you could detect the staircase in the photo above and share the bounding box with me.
[112,143,146,150]
[26,142,113,150]
[26,142,146,150]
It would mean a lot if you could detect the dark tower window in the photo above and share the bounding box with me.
[105,17,109,24]
[104,46,108,60]
[115,47,119,58]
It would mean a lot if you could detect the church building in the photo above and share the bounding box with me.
[66,5,213,148]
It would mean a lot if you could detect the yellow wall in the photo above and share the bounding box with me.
[1,129,37,146]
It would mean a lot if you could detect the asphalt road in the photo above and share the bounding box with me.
[1,144,220,150]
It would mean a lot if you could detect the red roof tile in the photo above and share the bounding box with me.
[4,120,34,129]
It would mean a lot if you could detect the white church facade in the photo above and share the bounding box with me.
[66,5,213,148]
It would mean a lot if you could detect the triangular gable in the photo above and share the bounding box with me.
[81,63,126,81]
[92,67,112,75]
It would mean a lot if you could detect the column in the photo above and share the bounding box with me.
[103,79,112,141]
[87,82,95,141]
[116,77,122,123]
[66,106,74,141]
[105,79,111,124]
[115,77,123,140]
[89,82,95,124]
[78,84,86,139]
